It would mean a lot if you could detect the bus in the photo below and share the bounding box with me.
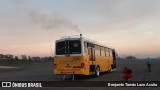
[54,34,117,79]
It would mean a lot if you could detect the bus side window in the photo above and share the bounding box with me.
[95,45,97,56]
[95,45,100,56]
[110,49,112,57]
[108,49,112,57]
[87,43,92,55]
[105,48,107,57]
[99,46,101,56]
[98,45,100,56]
[107,48,110,57]
[108,48,110,57]
[84,42,88,55]
[101,47,105,57]
[104,47,106,57]
[100,47,102,56]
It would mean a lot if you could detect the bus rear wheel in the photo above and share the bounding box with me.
[108,65,112,72]
[95,66,100,77]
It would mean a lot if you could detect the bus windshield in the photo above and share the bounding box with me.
[56,40,81,55]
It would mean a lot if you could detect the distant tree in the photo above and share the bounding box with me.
[15,56,19,60]
[126,56,136,60]
[10,55,14,60]
[48,56,54,61]
[37,57,41,60]
[0,54,4,58]
[21,55,27,60]
[28,56,31,60]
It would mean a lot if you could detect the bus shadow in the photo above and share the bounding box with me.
[63,71,112,81]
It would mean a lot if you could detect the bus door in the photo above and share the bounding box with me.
[88,47,95,73]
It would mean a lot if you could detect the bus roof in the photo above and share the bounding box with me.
[56,35,114,50]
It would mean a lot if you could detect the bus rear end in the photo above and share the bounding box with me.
[54,38,89,75]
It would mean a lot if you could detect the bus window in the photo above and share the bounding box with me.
[109,49,112,57]
[104,48,106,57]
[56,40,81,55]
[101,47,105,57]
[105,48,109,57]
[69,40,81,54]
[84,42,88,55]
[95,45,100,56]
[108,49,112,57]
[108,48,110,57]
[56,41,65,55]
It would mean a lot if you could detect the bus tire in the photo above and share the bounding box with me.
[108,65,112,72]
[95,66,100,77]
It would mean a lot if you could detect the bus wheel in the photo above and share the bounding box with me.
[95,67,100,77]
[108,65,112,72]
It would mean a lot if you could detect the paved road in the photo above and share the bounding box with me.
[0,59,160,90]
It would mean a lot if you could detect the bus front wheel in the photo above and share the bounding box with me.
[95,66,100,77]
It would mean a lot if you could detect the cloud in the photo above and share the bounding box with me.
[75,0,160,34]
[144,31,154,36]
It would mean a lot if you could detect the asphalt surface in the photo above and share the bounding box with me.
[0,59,160,90]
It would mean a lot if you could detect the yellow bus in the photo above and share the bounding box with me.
[54,34,117,79]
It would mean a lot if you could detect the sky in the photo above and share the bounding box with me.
[0,0,160,58]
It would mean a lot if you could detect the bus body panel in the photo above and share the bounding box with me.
[54,55,114,75]
[89,56,113,72]
[54,56,90,75]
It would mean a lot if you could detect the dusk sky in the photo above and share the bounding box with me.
[0,0,160,58]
